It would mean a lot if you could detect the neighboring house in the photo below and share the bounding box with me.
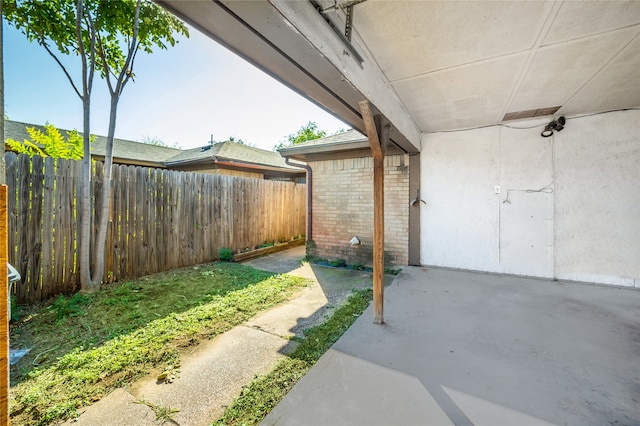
[162,1,640,288]
[279,130,411,266]
[164,140,305,181]
[4,120,305,181]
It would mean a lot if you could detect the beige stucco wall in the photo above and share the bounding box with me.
[309,154,409,266]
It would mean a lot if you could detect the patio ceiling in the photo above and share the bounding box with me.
[157,0,640,151]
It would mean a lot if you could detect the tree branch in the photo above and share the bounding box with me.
[86,11,96,96]
[76,0,89,98]
[96,34,115,95]
[115,0,141,98]
[41,40,83,99]
[119,44,139,95]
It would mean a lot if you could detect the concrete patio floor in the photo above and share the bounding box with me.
[263,267,640,426]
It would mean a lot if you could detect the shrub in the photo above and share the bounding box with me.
[330,259,347,268]
[218,248,234,262]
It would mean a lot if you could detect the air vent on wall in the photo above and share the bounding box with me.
[503,106,561,121]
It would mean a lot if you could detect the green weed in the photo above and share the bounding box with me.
[49,293,90,321]
[218,248,234,262]
[9,263,309,426]
[330,259,347,268]
[213,289,372,426]
[258,241,275,249]
[136,400,180,424]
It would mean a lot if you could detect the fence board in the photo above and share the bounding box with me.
[159,170,168,271]
[29,155,44,301]
[16,156,31,302]
[128,166,137,278]
[147,168,157,275]
[41,158,54,294]
[64,161,75,290]
[136,167,147,276]
[108,165,119,282]
[119,164,129,278]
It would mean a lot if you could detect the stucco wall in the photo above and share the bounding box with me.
[309,155,409,266]
[421,109,639,287]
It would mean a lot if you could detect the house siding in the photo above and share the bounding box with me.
[309,154,409,266]
[171,164,264,179]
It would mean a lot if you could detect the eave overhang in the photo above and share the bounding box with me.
[91,154,166,169]
[278,139,404,162]
[155,0,421,153]
[164,155,304,175]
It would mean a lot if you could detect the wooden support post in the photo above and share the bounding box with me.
[359,100,388,324]
[0,185,8,426]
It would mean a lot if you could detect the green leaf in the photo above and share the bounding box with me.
[7,123,87,159]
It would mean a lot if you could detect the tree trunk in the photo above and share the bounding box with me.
[91,95,118,285]
[79,95,95,292]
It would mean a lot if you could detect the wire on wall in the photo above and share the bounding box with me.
[431,107,640,134]
[502,186,554,204]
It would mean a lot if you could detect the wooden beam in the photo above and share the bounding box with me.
[360,101,382,159]
[0,185,8,426]
[359,100,387,324]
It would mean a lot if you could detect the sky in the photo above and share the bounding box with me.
[3,18,350,151]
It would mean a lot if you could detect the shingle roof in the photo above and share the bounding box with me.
[277,129,369,160]
[4,120,181,165]
[4,120,301,172]
[4,120,33,142]
[92,137,181,163]
[165,141,300,170]
[280,129,366,150]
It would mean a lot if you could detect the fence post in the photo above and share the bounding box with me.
[1,185,9,425]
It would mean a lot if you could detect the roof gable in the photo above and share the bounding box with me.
[165,141,300,170]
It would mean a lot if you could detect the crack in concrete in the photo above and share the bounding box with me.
[242,324,291,341]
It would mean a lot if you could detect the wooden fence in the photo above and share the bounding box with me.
[5,153,306,304]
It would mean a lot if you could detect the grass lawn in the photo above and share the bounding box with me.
[214,288,373,426]
[9,262,309,426]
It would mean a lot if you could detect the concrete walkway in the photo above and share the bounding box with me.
[263,266,640,426]
[65,246,391,425]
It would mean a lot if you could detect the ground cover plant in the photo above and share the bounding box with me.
[303,255,402,275]
[9,263,309,425]
[213,289,373,425]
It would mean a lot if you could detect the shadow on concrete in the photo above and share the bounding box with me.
[241,245,395,354]
[262,266,640,426]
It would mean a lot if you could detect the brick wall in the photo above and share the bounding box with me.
[309,154,409,266]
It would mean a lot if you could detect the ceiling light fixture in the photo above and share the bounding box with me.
[541,117,566,137]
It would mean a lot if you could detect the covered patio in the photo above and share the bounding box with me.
[263,268,640,425]
[154,2,639,424]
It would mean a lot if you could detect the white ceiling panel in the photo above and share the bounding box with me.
[543,0,640,45]
[393,54,528,132]
[353,0,640,132]
[354,0,553,82]
[508,26,639,113]
[162,0,640,137]
[560,33,640,115]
